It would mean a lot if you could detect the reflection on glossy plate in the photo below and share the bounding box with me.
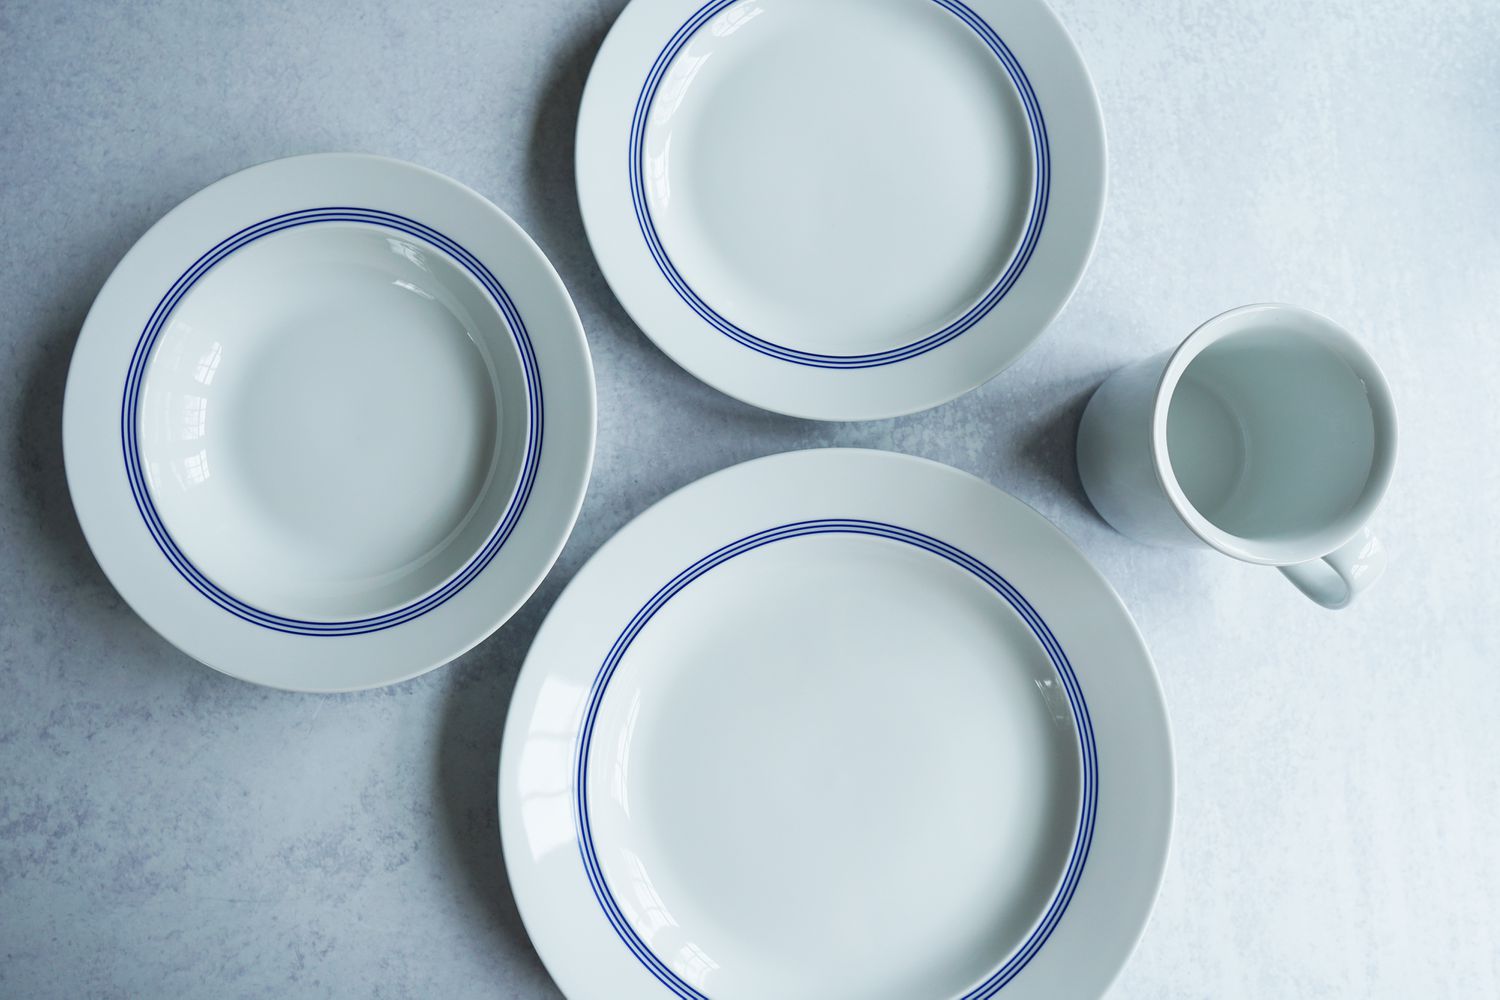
[63,154,595,691]
[500,449,1173,999]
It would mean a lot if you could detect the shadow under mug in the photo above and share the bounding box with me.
[1076,303,1396,609]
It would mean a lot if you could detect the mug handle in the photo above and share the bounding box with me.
[1277,526,1386,610]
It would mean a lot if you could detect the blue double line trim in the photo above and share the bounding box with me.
[573,519,1098,997]
[628,0,1051,369]
[119,207,543,636]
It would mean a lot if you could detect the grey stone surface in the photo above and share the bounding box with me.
[2,0,1497,996]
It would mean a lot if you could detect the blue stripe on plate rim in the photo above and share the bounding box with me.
[572,518,1098,998]
[118,207,544,637]
[627,0,1052,370]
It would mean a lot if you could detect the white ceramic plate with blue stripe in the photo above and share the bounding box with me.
[62,154,596,691]
[501,449,1172,999]
[577,0,1105,420]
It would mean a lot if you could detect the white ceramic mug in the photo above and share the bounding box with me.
[1076,304,1396,609]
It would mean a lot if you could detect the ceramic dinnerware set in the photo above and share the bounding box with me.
[61,0,1396,996]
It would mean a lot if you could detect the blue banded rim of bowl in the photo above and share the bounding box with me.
[119,207,543,637]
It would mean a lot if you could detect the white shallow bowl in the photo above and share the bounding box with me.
[577,0,1106,420]
[501,449,1172,999]
[63,154,596,691]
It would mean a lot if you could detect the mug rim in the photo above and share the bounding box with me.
[1148,303,1398,566]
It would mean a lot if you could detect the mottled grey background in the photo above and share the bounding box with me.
[2,0,1497,996]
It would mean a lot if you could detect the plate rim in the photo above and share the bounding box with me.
[576,0,1107,420]
[499,448,1174,999]
[62,152,597,691]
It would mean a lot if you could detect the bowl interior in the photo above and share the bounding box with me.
[137,222,530,622]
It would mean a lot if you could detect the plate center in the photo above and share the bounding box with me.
[586,532,1080,998]
[641,0,1037,356]
[137,223,530,621]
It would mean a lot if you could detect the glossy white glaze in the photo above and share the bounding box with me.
[139,223,529,620]
[500,449,1174,1000]
[577,0,1106,420]
[642,0,1035,355]
[63,154,597,690]
[586,531,1081,998]
[1076,304,1395,608]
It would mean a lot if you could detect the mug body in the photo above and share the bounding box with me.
[1078,304,1397,565]
[1076,349,1200,547]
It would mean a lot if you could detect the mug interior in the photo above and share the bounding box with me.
[1152,305,1395,565]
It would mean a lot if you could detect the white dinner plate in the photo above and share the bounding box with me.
[63,154,596,691]
[577,0,1106,420]
[501,449,1172,999]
